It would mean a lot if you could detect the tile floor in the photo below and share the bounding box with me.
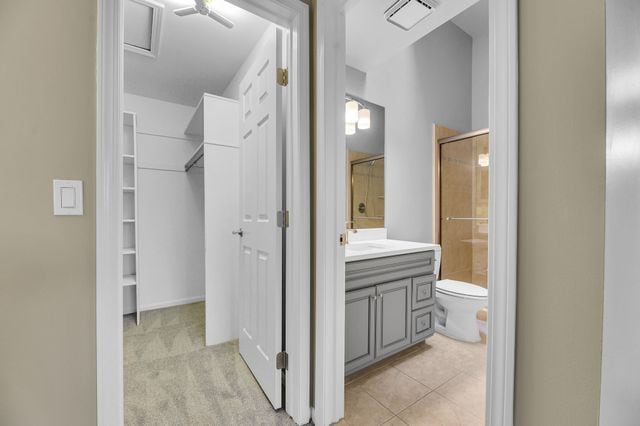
[339,333,486,425]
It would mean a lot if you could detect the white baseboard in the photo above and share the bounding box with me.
[140,295,205,312]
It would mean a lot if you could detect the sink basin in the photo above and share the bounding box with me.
[346,243,387,252]
[345,239,441,262]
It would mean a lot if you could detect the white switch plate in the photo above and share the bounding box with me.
[53,180,83,215]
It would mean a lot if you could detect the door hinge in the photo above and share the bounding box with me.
[277,210,290,228]
[277,68,289,87]
[276,351,288,370]
[339,233,347,246]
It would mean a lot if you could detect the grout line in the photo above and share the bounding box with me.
[431,370,466,393]
[392,388,436,421]
[432,389,485,422]
[432,379,486,421]
[359,366,434,415]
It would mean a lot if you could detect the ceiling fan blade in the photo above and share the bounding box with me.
[207,10,234,29]
[174,6,198,17]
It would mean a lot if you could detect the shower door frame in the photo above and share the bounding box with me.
[433,128,490,247]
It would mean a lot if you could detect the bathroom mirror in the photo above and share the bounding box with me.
[345,94,385,229]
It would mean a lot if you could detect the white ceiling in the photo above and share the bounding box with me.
[345,0,482,72]
[124,0,270,106]
[451,0,488,39]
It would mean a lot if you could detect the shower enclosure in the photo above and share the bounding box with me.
[349,154,385,229]
[437,129,489,287]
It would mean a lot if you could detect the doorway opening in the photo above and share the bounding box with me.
[121,2,289,422]
[97,0,310,424]
[335,0,514,423]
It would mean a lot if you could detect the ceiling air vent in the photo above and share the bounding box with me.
[124,0,164,58]
[384,0,439,31]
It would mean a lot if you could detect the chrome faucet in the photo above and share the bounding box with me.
[344,221,358,245]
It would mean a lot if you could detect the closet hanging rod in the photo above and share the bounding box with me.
[185,143,205,172]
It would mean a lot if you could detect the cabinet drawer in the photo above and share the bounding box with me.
[411,306,435,343]
[412,274,435,310]
[346,251,435,291]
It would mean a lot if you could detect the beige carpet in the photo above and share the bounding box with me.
[124,302,295,425]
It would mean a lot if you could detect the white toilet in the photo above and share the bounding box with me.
[434,279,488,342]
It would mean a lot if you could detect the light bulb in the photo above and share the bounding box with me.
[357,108,370,129]
[345,100,359,124]
[346,122,356,135]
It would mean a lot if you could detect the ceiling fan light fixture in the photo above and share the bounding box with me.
[173,0,234,29]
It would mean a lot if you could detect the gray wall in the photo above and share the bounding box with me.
[346,22,472,243]
[472,34,489,130]
[517,0,605,423]
[600,0,640,423]
[0,1,97,424]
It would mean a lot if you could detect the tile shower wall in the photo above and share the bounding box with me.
[440,133,488,287]
[349,151,385,229]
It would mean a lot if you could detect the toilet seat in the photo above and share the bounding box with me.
[436,279,487,300]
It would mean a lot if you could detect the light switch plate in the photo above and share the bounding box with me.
[53,180,83,215]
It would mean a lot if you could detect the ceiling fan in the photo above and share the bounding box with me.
[173,0,234,29]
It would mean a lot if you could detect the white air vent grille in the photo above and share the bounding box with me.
[124,0,164,58]
[385,0,439,31]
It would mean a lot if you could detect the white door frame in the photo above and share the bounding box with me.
[96,0,310,424]
[313,0,519,424]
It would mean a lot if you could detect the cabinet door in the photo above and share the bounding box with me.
[345,287,376,374]
[376,279,411,358]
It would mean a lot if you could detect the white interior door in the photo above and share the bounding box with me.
[238,26,285,409]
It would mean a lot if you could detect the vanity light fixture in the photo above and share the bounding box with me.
[346,122,357,135]
[345,96,373,135]
[358,108,370,129]
[345,100,359,124]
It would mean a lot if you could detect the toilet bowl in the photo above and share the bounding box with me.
[435,279,488,343]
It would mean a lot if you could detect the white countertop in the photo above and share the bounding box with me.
[345,238,441,262]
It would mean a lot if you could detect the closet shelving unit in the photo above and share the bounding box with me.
[123,111,141,325]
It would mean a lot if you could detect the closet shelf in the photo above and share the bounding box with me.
[123,219,135,223]
[122,248,136,255]
[122,275,137,287]
[123,154,135,164]
[185,142,204,172]
[123,187,136,192]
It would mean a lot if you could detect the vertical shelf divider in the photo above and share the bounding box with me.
[123,111,141,325]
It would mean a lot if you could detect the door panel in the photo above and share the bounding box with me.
[238,26,285,409]
[345,287,376,374]
[376,279,411,358]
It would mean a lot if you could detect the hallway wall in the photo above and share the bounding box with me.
[0,1,97,424]
[517,0,606,424]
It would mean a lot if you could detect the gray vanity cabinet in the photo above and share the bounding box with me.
[345,251,436,375]
[345,287,376,373]
[375,279,412,357]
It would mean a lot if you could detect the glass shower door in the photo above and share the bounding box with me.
[439,132,489,287]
